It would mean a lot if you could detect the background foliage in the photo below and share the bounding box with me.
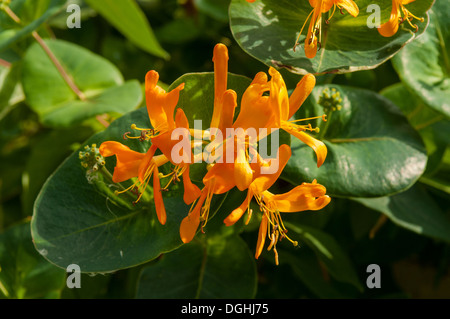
[0,0,449,299]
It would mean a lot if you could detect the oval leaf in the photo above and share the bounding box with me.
[84,0,169,60]
[31,72,252,273]
[22,39,142,127]
[0,0,66,51]
[229,0,434,74]
[0,221,66,299]
[392,0,450,117]
[352,184,450,243]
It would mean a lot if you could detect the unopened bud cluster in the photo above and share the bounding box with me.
[79,144,105,173]
[318,87,343,112]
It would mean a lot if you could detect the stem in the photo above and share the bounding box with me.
[0,58,11,68]
[369,215,388,239]
[3,6,86,101]
[32,31,86,101]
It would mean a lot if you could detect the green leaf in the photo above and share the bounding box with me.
[352,184,450,243]
[282,84,427,197]
[0,63,24,118]
[136,235,257,298]
[278,248,353,298]
[21,126,94,215]
[22,39,143,127]
[229,0,434,74]
[381,83,450,174]
[31,72,252,273]
[0,221,66,299]
[84,0,169,60]
[0,0,67,51]
[194,0,230,23]
[284,222,363,291]
[392,0,450,117]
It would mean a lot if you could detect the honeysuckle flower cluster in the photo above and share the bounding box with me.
[96,43,331,264]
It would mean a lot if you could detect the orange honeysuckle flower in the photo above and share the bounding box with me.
[294,0,359,58]
[234,65,327,168]
[124,70,185,141]
[223,144,331,264]
[268,67,328,168]
[208,44,263,192]
[209,44,326,192]
[378,0,424,37]
[179,161,237,244]
[99,70,189,224]
[99,142,169,225]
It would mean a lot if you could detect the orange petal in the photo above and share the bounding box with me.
[336,0,359,17]
[211,43,229,129]
[255,214,268,259]
[175,108,189,129]
[267,182,331,212]
[251,144,291,194]
[234,144,253,191]
[286,129,327,167]
[304,0,323,59]
[269,67,290,123]
[288,73,316,119]
[138,145,158,182]
[322,0,334,12]
[223,190,253,226]
[304,37,318,59]
[233,83,272,131]
[378,0,400,37]
[203,163,236,194]
[182,165,202,205]
[219,90,237,132]
[152,166,167,225]
[145,70,184,131]
[99,141,146,183]
[180,191,207,243]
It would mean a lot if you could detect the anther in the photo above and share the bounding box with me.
[123,132,131,140]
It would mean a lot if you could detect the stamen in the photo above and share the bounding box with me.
[294,9,315,51]
[326,4,337,24]
[290,115,326,123]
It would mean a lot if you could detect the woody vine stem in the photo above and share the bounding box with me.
[2,6,86,101]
